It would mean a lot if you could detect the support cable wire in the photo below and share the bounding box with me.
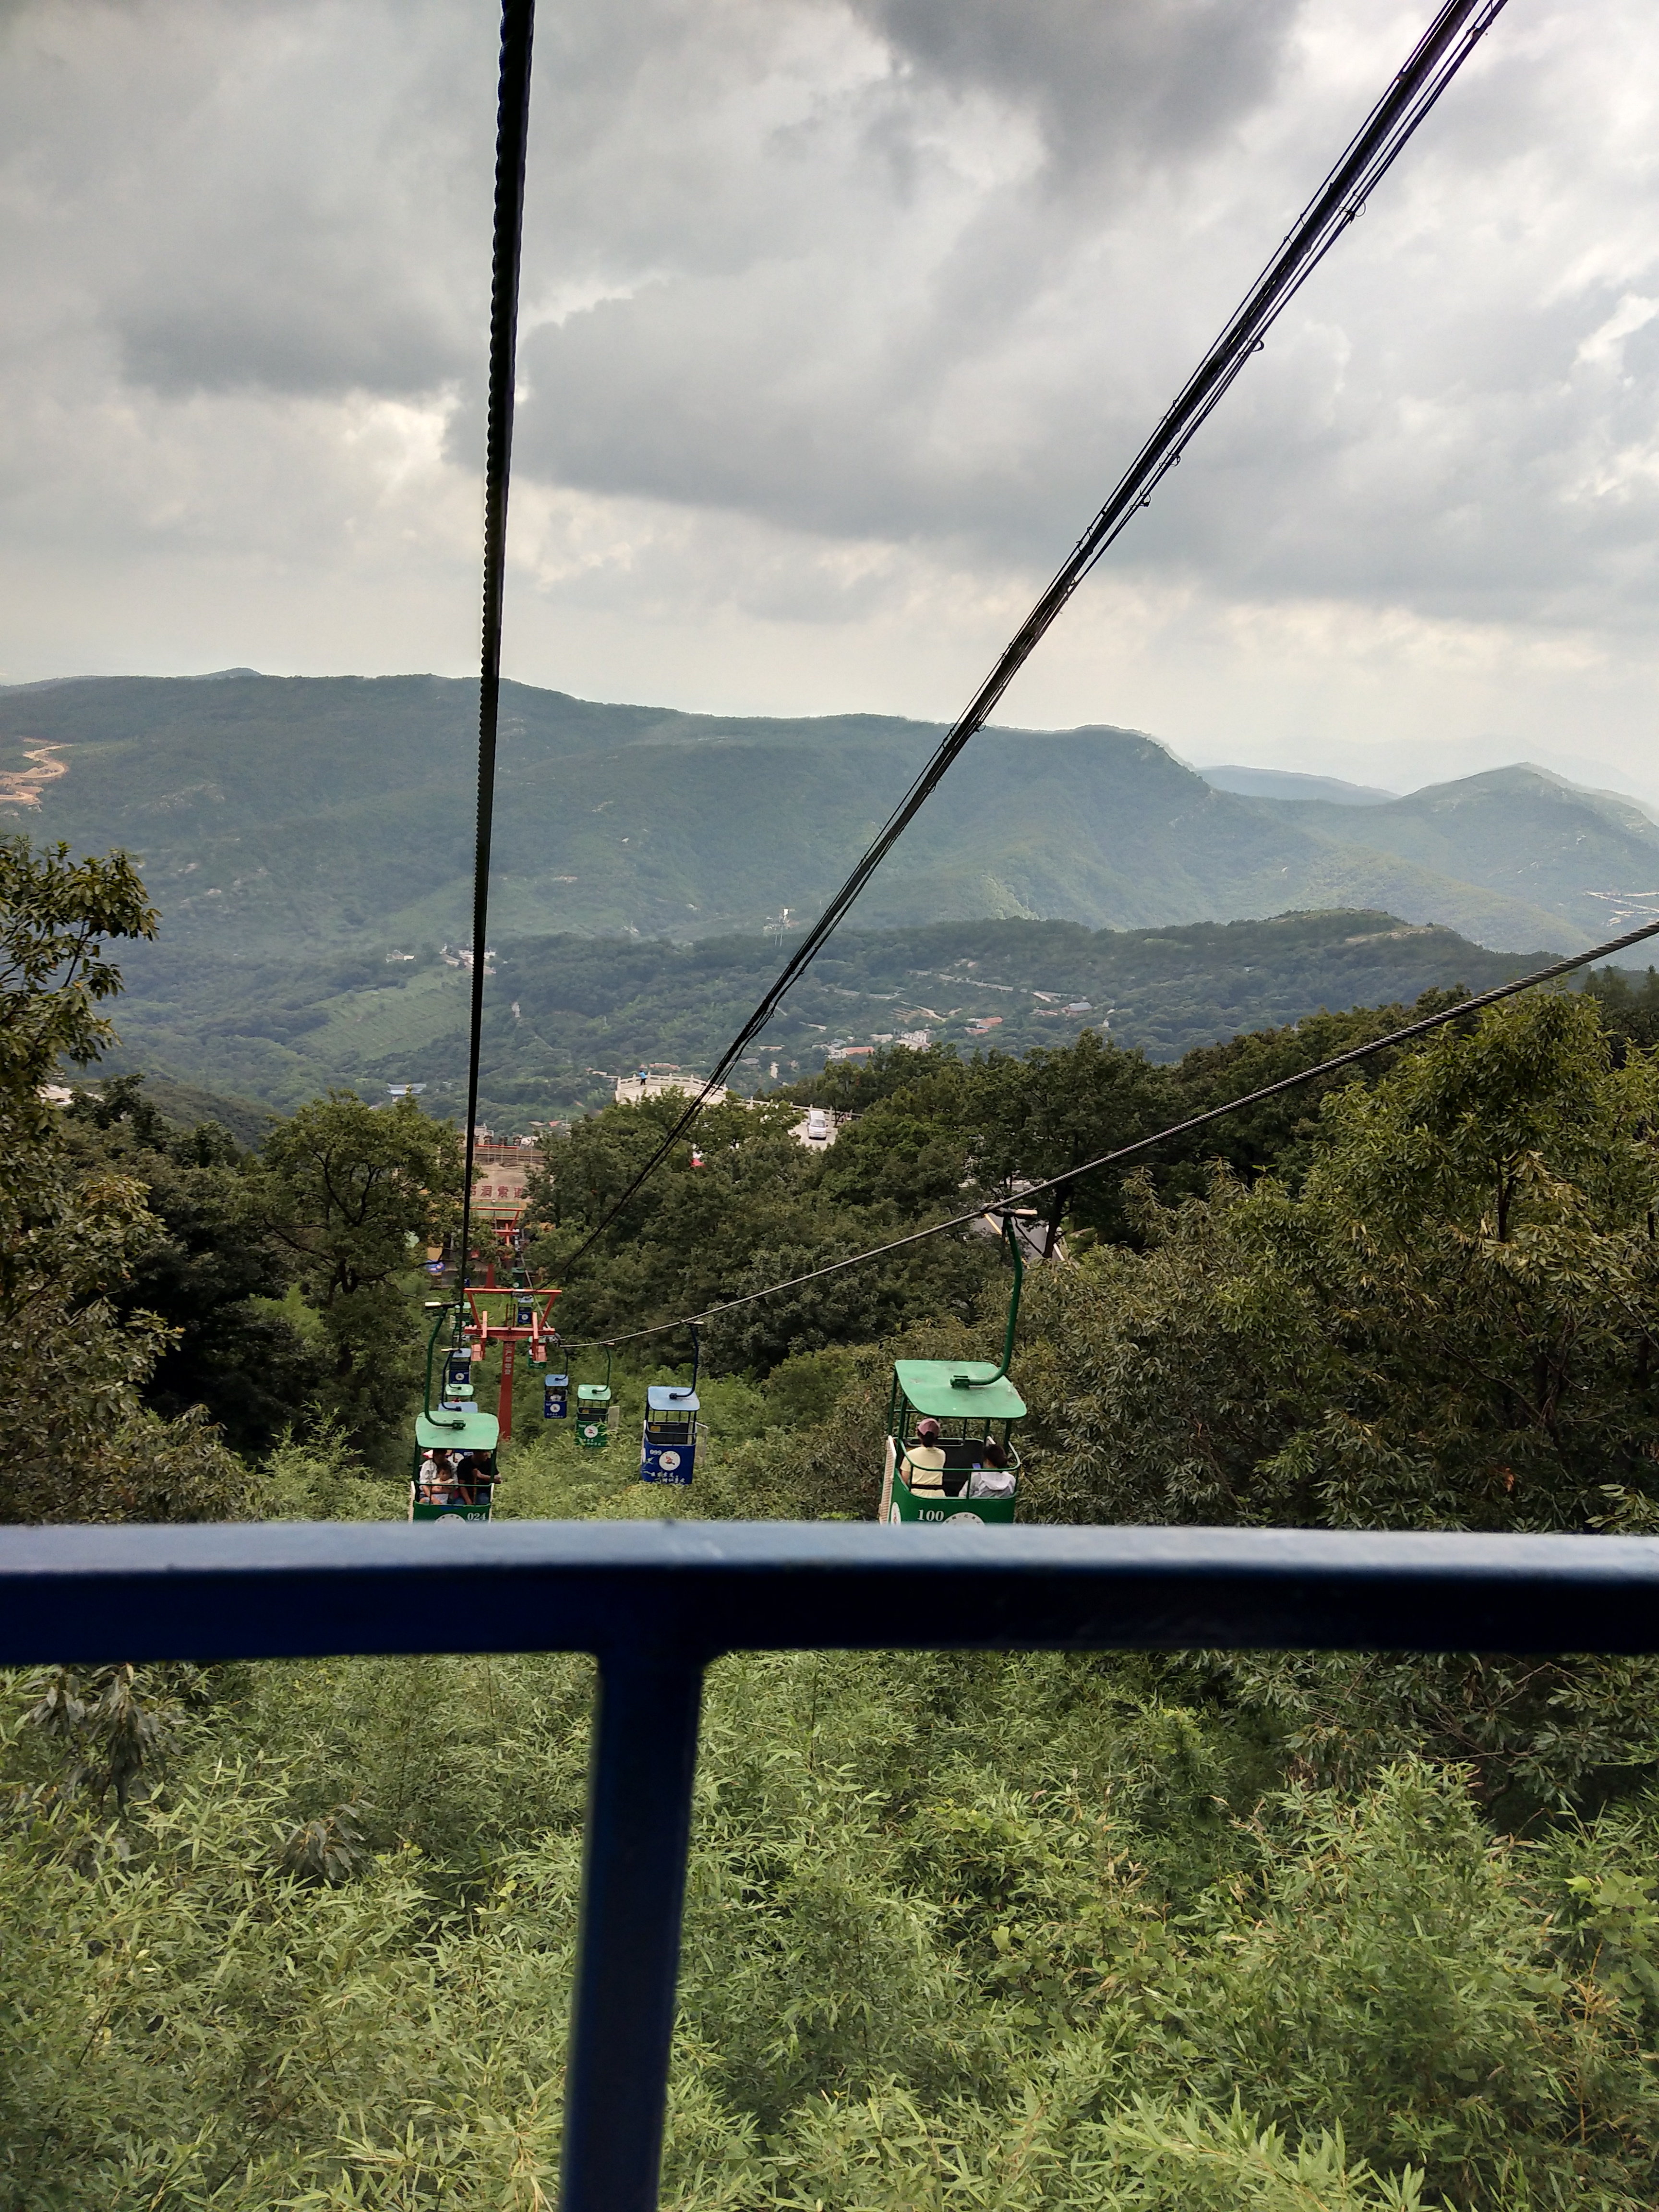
[456,0,536,1298]
[561,0,1510,1271]
[556,913,1659,1350]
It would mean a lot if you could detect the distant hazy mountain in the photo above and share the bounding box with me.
[1237,765,1659,949]
[1198,765,1398,805]
[1,673,1631,956]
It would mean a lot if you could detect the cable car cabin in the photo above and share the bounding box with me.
[881,1360,1024,1526]
[640,1384,697,1486]
[576,1381,613,1451]
[543,1371,570,1420]
[410,1407,500,1523]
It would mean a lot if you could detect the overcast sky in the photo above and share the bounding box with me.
[3,0,1658,796]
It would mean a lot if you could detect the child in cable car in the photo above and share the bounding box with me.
[418,1451,455,1504]
[968,1440,1016,1501]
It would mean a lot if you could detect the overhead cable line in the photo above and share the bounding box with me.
[562,0,1511,1270]
[561,913,1659,1350]
[456,0,536,1292]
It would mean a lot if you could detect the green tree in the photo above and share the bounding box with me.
[1,835,154,1231]
[524,1090,998,1368]
[0,838,251,1522]
[1034,992,1659,1534]
[1021,990,1659,1808]
[64,1077,311,1454]
[1156,987,1473,1200]
[529,1094,836,1346]
[816,1099,970,1213]
[1584,961,1659,1057]
[259,1093,459,1457]
[964,1029,1171,1250]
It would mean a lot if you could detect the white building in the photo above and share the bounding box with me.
[614,1069,729,1107]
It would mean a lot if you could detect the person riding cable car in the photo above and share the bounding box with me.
[880,1214,1031,1527]
[411,1302,499,1522]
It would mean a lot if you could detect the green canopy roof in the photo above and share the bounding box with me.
[416,1407,500,1453]
[893,1358,1026,1423]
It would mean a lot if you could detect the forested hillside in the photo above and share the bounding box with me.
[17,670,1659,1136]
[93,905,1543,1121]
[9,830,1659,2208]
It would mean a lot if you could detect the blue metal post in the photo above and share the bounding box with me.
[560,1647,705,2212]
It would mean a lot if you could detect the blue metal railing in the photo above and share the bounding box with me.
[5,1518,1659,2209]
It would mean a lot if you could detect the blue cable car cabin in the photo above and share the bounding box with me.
[640,1384,697,1486]
[543,1371,570,1419]
[881,1360,1023,1525]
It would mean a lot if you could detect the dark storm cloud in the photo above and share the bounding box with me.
[502,0,1309,555]
[495,0,1659,639]
[83,0,493,399]
[117,269,470,401]
[847,0,1300,176]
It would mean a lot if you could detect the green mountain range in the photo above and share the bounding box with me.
[6,671,1655,955]
[7,670,1653,1127]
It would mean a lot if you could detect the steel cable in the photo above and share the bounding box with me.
[560,0,1510,1271]
[456,0,537,1292]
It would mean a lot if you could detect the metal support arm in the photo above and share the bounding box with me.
[561,1649,705,2212]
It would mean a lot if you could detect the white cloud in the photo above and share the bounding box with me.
[2,0,1659,801]
[1576,293,1659,372]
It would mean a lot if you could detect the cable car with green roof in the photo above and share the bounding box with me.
[411,1305,500,1522]
[575,1346,613,1451]
[411,1404,500,1522]
[880,1213,1031,1527]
